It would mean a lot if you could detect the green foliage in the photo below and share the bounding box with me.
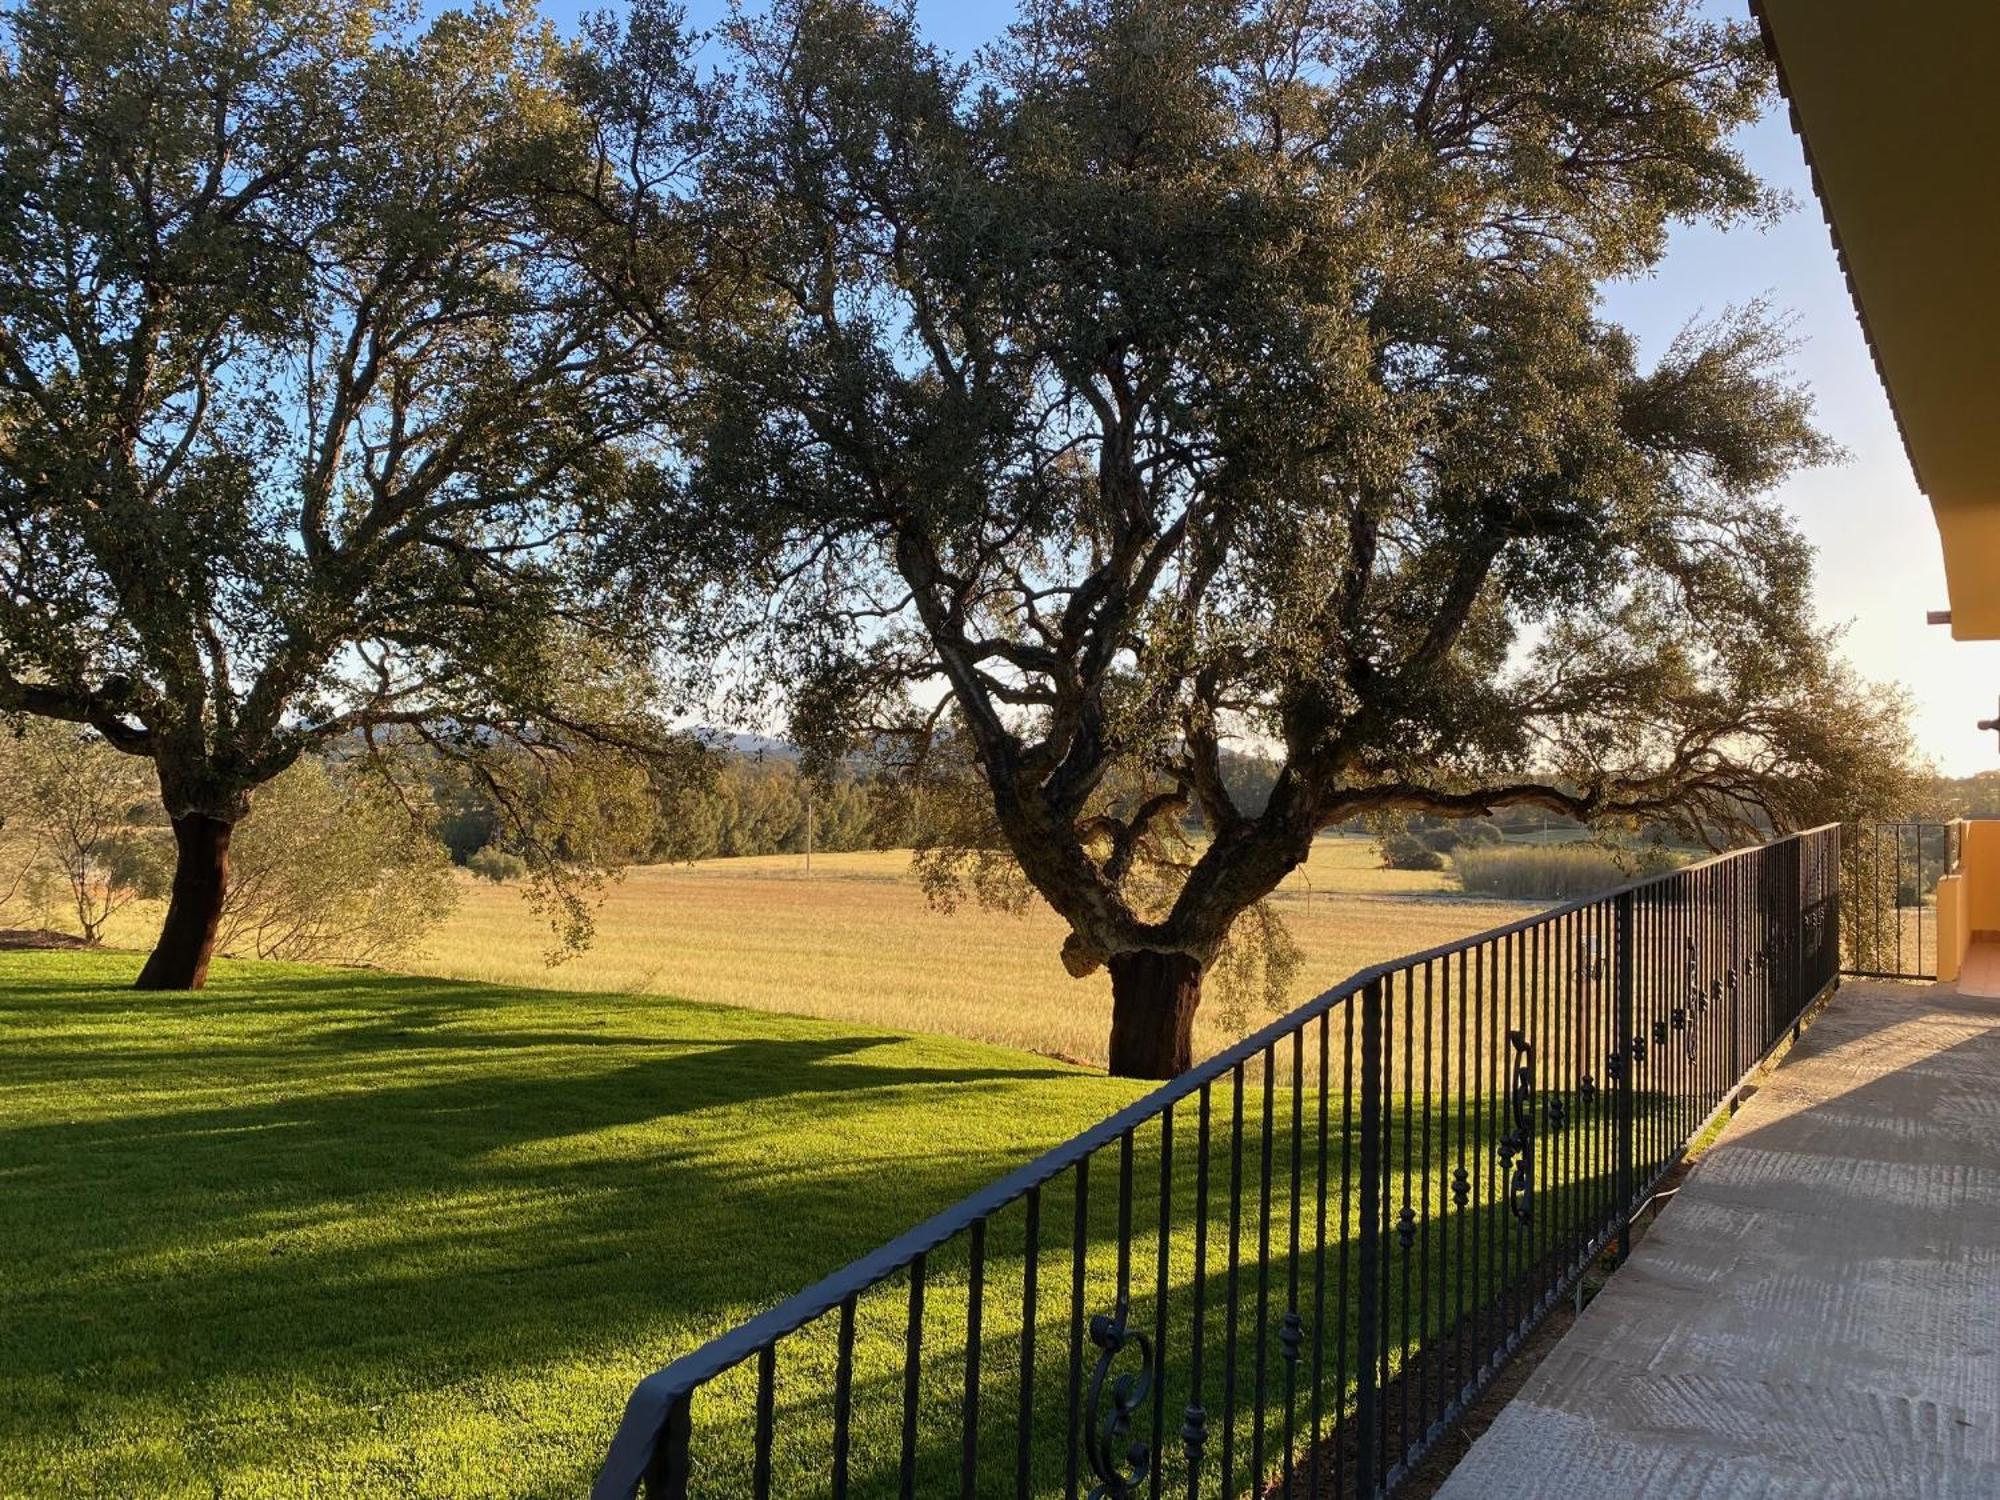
[1452,843,1683,902]
[215,757,459,964]
[465,847,530,884]
[1381,833,1447,872]
[656,756,876,861]
[0,720,168,940]
[593,0,1920,1069]
[0,0,703,981]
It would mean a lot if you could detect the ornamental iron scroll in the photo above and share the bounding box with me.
[1498,1030,1534,1226]
[1085,1305,1154,1500]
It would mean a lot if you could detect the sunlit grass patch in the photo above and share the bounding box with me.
[405,836,1530,1069]
[0,950,1142,1499]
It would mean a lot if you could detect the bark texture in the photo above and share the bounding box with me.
[133,812,234,990]
[1105,949,1204,1080]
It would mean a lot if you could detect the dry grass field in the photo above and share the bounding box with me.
[405,834,1533,1068]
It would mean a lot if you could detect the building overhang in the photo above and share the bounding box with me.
[1754,1,2000,639]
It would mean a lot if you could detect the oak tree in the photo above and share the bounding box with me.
[614,0,1912,1077]
[0,0,696,986]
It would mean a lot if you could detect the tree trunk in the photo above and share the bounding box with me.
[134,812,233,991]
[1105,949,1204,1079]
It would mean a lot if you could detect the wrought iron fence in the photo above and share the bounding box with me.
[1840,821,1955,981]
[594,826,1841,1500]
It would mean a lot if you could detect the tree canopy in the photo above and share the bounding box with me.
[602,0,1917,1075]
[0,0,698,985]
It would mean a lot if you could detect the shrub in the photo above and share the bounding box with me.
[216,758,459,963]
[1381,833,1446,871]
[1418,826,1461,854]
[1452,843,1682,901]
[0,722,170,941]
[466,847,529,884]
[1459,819,1504,847]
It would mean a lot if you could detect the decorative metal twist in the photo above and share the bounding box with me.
[1500,1030,1534,1225]
[1450,1165,1470,1208]
[1280,1311,1304,1364]
[1396,1205,1417,1250]
[1085,1307,1155,1500]
[1578,1072,1597,1104]
[1670,1006,1686,1032]
[1651,1019,1669,1047]
[1545,1094,1568,1132]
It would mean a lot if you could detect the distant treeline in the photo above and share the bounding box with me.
[1935,773,2000,819]
[432,745,1303,867]
[425,741,1680,872]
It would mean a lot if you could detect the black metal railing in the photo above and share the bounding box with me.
[595,825,1841,1500]
[1840,821,1955,981]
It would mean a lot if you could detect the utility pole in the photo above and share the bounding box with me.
[804,779,814,874]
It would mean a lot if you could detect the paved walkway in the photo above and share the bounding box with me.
[1435,977,2000,1499]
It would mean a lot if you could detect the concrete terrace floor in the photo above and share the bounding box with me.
[1435,968,2000,1499]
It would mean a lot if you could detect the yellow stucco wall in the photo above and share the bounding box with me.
[1960,820,2000,942]
[1938,870,1968,983]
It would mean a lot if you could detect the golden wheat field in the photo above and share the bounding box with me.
[404,835,1533,1068]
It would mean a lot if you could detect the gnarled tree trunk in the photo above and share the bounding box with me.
[134,812,234,990]
[1105,949,1204,1079]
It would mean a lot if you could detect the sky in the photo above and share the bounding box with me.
[555,0,2000,778]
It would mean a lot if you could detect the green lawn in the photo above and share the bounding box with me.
[2,949,1652,1500]
[0,950,1143,1498]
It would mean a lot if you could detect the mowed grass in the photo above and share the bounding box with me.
[0,947,1645,1500]
[409,836,1532,1069]
[0,949,1148,1499]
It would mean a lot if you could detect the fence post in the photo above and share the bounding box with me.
[1800,840,1816,1040]
[642,1393,693,1500]
[1831,825,1843,996]
[1614,890,1635,1265]
[1353,977,1383,1498]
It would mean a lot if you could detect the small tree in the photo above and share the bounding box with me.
[614,0,1919,1076]
[0,0,705,988]
[215,756,457,964]
[0,720,169,941]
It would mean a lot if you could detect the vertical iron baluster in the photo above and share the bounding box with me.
[963,1218,985,1500]
[1017,1190,1039,1500]
[1281,1032,1305,1495]
[1531,919,1547,1313]
[1151,1107,1173,1500]
[753,1344,776,1500]
[903,1255,926,1500]
[1454,945,1469,1408]
[1378,971,1396,1472]
[1222,1063,1244,1497]
[1185,1084,1212,1499]
[1309,1013,1329,1487]
[642,1391,694,1500]
[1334,1000,1355,1500]
[1354,979,1384,1499]
[1499,931,1515,1343]
[1397,965,1415,1467]
[1418,959,1434,1431]
[1253,1045,1276,1486]
[833,1296,857,1500]
[1067,1162,1088,1500]
[1615,892,1635,1262]
[1471,940,1486,1376]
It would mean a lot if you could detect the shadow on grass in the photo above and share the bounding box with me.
[0,952,1133,1498]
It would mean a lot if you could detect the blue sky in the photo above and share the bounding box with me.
[551,0,1999,777]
